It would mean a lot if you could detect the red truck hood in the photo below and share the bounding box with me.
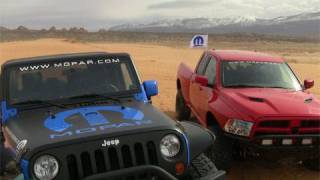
[222,88,320,119]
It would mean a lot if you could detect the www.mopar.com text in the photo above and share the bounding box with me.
[18,58,120,72]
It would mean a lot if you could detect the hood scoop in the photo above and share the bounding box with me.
[304,97,313,104]
[248,97,265,103]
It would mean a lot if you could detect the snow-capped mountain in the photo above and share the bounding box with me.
[110,16,258,31]
[270,11,320,24]
[109,12,320,37]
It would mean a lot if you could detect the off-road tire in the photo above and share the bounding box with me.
[0,141,6,176]
[303,158,320,171]
[206,126,233,171]
[188,153,218,179]
[176,90,191,121]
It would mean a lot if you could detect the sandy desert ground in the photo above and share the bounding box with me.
[0,39,319,180]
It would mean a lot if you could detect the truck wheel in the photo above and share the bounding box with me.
[303,158,320,171]
[175,90,190,121]
[188,153,218,179]
[206,126,233,171]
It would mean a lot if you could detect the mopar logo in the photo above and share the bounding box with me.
[193,36,204,47]
[44,106,151,139]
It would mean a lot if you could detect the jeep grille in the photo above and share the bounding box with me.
[66,141,158,180]
[30,131,185,179]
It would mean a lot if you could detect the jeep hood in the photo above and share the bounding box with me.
[222,88,320,119]
[4,101,178,155]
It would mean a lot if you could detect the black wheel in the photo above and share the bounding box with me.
[188,153,219,179]
[0,141,16,176]
[0,136,6,176]
[206,126,233,171]
[175,89,190,121]
[303,158,320,171]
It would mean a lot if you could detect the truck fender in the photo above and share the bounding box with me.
[177,63,194,104]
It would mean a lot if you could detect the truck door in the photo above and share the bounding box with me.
[189,54,210,119]
[197,57,217,121]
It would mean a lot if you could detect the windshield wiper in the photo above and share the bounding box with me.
[225,84,293,89]
[12,100,67,109]
[262,86,292,89]
[224,84,262,88]
[68,94,125,109]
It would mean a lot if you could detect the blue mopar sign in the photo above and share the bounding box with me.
[190,35,208,48]
[193,36,205,46]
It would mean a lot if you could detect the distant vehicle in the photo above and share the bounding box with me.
[0,52,225,180]
[176,49,320,171]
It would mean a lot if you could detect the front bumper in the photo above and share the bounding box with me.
[82,165,177,180]
[82,165,226,180]
[225,133,320,150]
[14,165,226,180]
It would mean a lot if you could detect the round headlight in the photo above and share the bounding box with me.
[160,134,181,158]
[33,155,59,180]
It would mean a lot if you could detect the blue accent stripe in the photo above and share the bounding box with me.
[134,85,148,102]
[20,159,30,180]
[1,101,17,123]
[181,133,191,167]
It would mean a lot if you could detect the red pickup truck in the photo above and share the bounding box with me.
[176,49,320,171]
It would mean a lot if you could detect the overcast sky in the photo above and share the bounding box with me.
[1,0,319,30]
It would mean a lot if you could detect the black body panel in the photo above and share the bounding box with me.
[4,101,179,159]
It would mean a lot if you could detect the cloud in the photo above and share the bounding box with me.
[0,0,152,30]
[0,0,318,30]
[148,0,213,9]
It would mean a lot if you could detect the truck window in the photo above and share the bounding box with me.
[221,61,302,90]
[204,57,217,86]
[196,54,210,75]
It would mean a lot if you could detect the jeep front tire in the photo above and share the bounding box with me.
[206,126,233,171]
[303,158,320,171]
[188,153,219,179]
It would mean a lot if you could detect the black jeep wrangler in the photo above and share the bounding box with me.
[0,52,225,180]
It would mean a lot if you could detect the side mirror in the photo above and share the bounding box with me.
[143,80,158,98]
[304,79,314,90]
[195,75,208,87]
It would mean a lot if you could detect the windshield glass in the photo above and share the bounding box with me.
[221,61,301,90]
[7,55,140,105]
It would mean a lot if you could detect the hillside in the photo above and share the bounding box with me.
[109,12,320,38]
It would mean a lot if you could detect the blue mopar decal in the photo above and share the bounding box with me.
[45,106,145,132]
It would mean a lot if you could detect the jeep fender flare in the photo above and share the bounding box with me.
[178,121,215,161]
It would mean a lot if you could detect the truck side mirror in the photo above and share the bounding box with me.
[304,79,314,89]
[195,75,208,87]
[143,80,158,98]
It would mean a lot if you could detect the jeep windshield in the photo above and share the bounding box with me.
[6,55,141,105]
[221,61,302,90]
